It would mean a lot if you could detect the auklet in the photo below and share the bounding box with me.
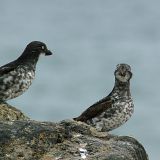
[0,41,52,101]
[74,64,134,132]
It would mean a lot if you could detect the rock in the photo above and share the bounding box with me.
[0,102,148,160]
[0,102,29,121]
[0,118,149,160]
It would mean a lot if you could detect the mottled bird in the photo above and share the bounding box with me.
[0,41,52,101]
[74,64,134,132]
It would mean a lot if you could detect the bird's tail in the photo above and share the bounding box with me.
[73,116,86,122]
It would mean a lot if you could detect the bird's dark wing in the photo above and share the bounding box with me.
[0,61,17,76]
[74,96,112,122]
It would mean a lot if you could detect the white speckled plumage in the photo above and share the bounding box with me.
[0,67,35,100]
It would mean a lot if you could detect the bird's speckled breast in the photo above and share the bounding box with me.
[0,65,35,101]
[88,98,134,132]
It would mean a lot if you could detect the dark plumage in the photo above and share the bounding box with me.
[0,41,52,101]
[74,64,134,132]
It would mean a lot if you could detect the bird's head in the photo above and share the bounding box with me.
[25,41,52,56]
[17,41,52,64]
[17,41,52,63]
[114,64,132,83]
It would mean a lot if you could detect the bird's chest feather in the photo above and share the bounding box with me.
[107,99,134,123]
[0,66,35,100]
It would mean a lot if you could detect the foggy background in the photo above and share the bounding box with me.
[0,0,159,159]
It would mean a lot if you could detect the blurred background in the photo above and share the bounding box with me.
[0,0,159,159]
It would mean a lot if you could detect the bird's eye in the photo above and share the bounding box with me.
[41,46,45,50]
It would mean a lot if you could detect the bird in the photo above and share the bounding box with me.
[0,41,52,101]
[74,64,134,132]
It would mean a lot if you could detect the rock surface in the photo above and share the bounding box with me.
[0,102,29,121]
[0,103,149,160]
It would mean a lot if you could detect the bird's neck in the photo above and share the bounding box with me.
[113,79,131,98]
[16,51,39,68]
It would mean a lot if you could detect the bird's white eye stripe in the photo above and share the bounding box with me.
[41,46,45,50]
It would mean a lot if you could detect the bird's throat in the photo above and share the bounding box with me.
[114,79,131,97]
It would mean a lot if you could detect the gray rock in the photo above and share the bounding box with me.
[0,102,29,121]
[0,103,149,160]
